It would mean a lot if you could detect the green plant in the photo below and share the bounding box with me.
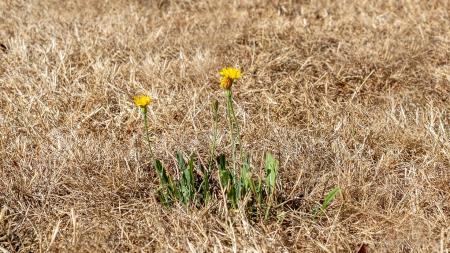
[134,95,154,159]
[264,152,279,218]
[313,187,341,217]
[239,154,252,200]
[210,99,220,163]
[264,152,278,198]
[133,68,281,218]
[219,67,242,172]
[154,159,177,205]
[177,153,195,205]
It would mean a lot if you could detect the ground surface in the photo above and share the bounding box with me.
[0,0,449,252]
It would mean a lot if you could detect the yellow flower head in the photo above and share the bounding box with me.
[219,67,241,80]
[219,67,241,90]
[133,95,152,108]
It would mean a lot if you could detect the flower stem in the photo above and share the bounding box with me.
[210,100,219,169]
[142,107,154,160]
[225,89,242,172]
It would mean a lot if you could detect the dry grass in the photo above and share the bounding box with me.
[1,0,449,252]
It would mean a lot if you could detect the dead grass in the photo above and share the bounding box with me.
[0,0,449,252]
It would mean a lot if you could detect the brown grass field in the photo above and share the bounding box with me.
[1,0,449,252]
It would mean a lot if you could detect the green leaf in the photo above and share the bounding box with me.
[313,187,341,216]
[217,154,229,187]
[255,177,263,205]
[219,167,232,189]
[187,156,195,200]
[321,187,341,211]
[229,181,238,208]
[199,164,211,205]
[178,153,196,205]
[216,154,239,208]
[217,154,226,171]
[154,160,169,187]
[264,153,278,197]
[240,154,251,197]
[177,152,186,171]
[154,160,177,202]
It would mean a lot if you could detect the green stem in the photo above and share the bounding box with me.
[142,107,154,160]
[225,89,242,172]
[209,100,219,170]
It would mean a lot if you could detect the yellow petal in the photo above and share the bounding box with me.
[133,95,152,107]
[219,67,241,80]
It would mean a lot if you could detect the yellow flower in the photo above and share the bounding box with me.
[133,95,152,108]
[219,67,241,80]
[219,67,241,90]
